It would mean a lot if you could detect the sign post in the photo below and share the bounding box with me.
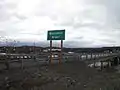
[47,30,65,64]
[59,40,63,64]
[50,40,52,63]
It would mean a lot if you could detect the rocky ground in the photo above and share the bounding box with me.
[0,61,120,90]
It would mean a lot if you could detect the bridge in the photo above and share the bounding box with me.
[0,54,36,70]
[81,53,120,70]
[0,52,120,70]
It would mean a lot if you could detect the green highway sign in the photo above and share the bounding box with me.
[47,30,65,40]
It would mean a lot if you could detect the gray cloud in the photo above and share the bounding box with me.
[53,0,120,47]
[73,36,84,40]
[14,14,27,20]
[0,0,17,22]
[106,0,120,22]
[99,39,116,43]
[0,0,120,47]
[0,30,7,37]
[64,40,94,48]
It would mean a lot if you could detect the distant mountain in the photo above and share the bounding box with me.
[0,41,49,47]
[0,41,119,49]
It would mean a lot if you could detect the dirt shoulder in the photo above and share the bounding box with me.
[0,61,120,90]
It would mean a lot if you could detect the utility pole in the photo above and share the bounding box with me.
[31,41,35,54]
[33,41,35,54]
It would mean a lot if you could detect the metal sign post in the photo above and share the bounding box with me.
[50,40,52,64]
[59,40,63,64]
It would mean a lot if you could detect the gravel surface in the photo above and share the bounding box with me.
[0,61,120,90]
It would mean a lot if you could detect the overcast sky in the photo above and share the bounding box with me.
[0,0,120,47]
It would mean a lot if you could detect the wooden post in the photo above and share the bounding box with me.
[59,40,63,64]
[21,59,23,69]
[81,54,83,60]
[98,53,99,57]
[78,55,80,61]
[49,40,52,64]
[117,57,119,65]
[93,61,96,67]
[107,60,109,67]
[5,58,9,70]
[108,60,111,68]
[79,54,82,60]
[90,53,92,60]
[109,61,111,67]
[94,54,96,59]
[86,54,88,60]
[101,61,103,70]
[119,57,120,64]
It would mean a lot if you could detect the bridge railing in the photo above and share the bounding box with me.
[62,52,119,62]
[0,52,119,67]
